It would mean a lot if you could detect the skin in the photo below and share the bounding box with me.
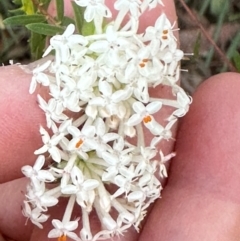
[1,0,240,240]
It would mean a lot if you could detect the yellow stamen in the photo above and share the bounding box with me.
[142,58,149,63]
[163,30,168,34]
[143,115,152,123]
[139,63,145,68]
[162,35,168,40]
[58,235,67,241]
[75,139,83,148]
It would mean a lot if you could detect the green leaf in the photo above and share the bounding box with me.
[56,0,64,22]
[210,0,229,16]
[62,16,75,27]
[26,23,64,36]
[21,0,35,15]
[193,32,201,58]
[233,51,240,72]
[72,1,84,34]
[30,31,46,60]
[71,3,95,35]
[13,0,22,5]
[3,14,46,26]
[82,20,95,36]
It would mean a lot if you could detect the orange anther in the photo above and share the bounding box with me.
[139,63,145,68]
[58,235,67,241]
[142,58,149,63]
[143,115,152,123]
[76,139,83,148]
[162,35,168,40]
[163,30,168,34]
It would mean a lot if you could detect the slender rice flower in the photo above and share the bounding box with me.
[21,1,191,240]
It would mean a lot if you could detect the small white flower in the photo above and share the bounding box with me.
[62,166,99,210]
[37,95,68,128]
[22,201,49,229]
[22,155,55,183]
[114,0,142,17]
[34,126,63,163]
[170,86,192,119]
[74,0,112,22]
[67,125,97,160]
[26,182,59,211]
[48,219,80,241]
[150,118,178,147]
[158,151,176,178]
[127,101,162,126]
[144,13,176,51]
[29,60,52,94]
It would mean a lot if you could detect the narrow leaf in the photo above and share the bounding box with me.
[62,16,75,27]
[82,20,95,36]
[3,15,46,26]
[26,23,64,36]
[233,51,240,72]
[71,1,84,34]
[193,32,201,58]
[30,32,46,60]
[56,0,64,22]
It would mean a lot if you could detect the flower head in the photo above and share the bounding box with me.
[22,1,191,240]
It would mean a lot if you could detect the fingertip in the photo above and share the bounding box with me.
[0,65,44,183]
[139,72,240,240]
[171,72,240,194]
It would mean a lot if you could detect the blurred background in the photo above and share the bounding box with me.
[0,0,240,94]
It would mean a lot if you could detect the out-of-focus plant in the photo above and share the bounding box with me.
[3,0,91,61]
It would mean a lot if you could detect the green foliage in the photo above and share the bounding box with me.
[193,32,201,58]
[26,23,64,35]
[21,0,35,15]
[233,51,240,72]
[3,0,91,61]
[3,14,46,26]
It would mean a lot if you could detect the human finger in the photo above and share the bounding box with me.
[139,72,240,240]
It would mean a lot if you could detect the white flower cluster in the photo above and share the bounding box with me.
[22,0,191,240]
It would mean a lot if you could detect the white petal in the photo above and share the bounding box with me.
[63,24,75,37]
[34,145,49,155]
[62,184,78,194]
[127,114,142,126]
[48,229,62,238]
[71,166,84,185]
[67,231,81,241]
[146,101,162,114]
[127,191,145,202]
[33,155,45,171]
[41,195,58,207]
[89,40,109,53]
[38,170,55,182]
[49,147,61,163]
[29,77,37,94]
[102,216,117,231]
[68,126,81,137]
[102,133,119,143]
[99,80,112,96]
[102,152,118,165]
[82,126,95,137]
[65,220,78,231]
[21,165,33,177]
[82,179,99,191]
[132,101,145,114]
